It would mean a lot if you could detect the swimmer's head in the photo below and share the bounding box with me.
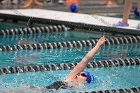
[83,71,95,83]
[76,71,95,83]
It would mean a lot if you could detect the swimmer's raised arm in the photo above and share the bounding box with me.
[65,36,106,81]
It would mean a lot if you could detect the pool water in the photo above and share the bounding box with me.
[0,22,26,29]
[0,31,103,46]
[0,20,140,92]
[0,65,139,92]
[0,43,140,68]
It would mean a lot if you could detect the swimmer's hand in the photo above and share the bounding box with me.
[96,36,106,47]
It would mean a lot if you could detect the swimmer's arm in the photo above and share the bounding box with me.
[65,37,106,81]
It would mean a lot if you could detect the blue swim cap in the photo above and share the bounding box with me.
[134,7,140,16]
[83,71,95,83]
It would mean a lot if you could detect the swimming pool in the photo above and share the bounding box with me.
[0,29,102,46]
[0,65,140,93]
[0,21,26,29]
[0,15,140,93]
[0,43,140,68]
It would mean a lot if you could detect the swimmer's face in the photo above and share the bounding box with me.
[75,72,87,82]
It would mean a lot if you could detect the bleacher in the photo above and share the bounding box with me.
[44,0,124,14]
[0,0,137,14]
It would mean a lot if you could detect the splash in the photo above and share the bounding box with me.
[18,38,35,45]
[15,53,38,65]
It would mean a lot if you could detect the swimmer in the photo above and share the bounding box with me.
[45,36,106,90]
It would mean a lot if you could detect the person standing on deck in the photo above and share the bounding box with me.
[21,0,43,9]
[101,0,118,6]
[113,0,140,29]
[0,0,18,4]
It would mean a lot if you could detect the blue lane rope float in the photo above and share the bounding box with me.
[0,36,140,51]
[0,57,139,75]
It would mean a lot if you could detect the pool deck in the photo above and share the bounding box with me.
[0,9,139,31]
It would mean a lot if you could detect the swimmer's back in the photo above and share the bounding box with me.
[45,81,70,90]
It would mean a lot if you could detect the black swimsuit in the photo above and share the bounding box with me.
[45,81,71,90]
